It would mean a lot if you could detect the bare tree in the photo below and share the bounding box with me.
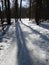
[1,0,4,25]
[7,0,11,24]
[29,0,31,20]
[20,0,22,21]
[35,0,42,25]
[15,0,18,20]
[4,0,11,25]
[0,7,2,25]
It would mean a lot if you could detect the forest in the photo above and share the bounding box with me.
[0,0,49,25]
[0,0,49,65]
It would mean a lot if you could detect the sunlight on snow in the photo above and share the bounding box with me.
[26,37,47,62]
[20,19,48,62]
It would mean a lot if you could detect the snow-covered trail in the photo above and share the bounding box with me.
[15,20,33,65]
[0,19,18,65]
[18,19,49,65]
[0,19,49,65]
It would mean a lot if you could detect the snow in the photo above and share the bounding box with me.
[0,18,49,65]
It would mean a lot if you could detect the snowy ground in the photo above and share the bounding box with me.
[0,18,49,65]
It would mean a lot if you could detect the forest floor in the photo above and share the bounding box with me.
[0,18,49,65]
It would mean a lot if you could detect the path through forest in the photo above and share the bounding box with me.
[0,19,49,65]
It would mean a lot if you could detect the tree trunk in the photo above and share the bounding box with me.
[20,0,22,21]
[29,0,31,20]
[7,0,11,25]
[4,0,11,25]
[15,0,18,20]
[1,0,3,25]
[35,0,42,25]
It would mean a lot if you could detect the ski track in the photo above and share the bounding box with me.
[0,19,49,65]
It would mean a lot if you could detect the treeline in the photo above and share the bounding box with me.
[0,0,49,25]
[1,0,49,19]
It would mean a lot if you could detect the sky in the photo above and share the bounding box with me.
[18,0,29,8]
[11,0,29,8]
[0,2,1,7]
[0,0,29,9]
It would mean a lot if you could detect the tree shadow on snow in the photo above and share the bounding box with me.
[0,25,10,42]
[15,19,34,65]
[40,23,49,30]
[21,21,49,43]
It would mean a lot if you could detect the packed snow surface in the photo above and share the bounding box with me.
[0,18,49,65]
